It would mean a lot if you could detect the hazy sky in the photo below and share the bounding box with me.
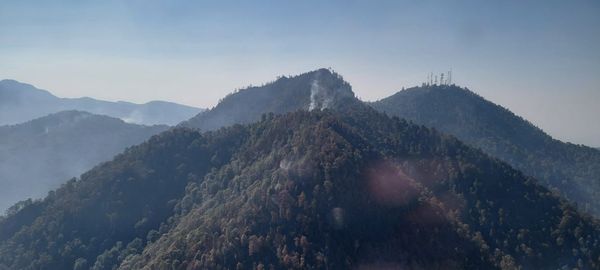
[1,0,599,146]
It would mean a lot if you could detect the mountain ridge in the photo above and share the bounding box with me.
[0,79,203,126]
[0,110,168,212]
[181,68,358,131]
[371,84,600,216]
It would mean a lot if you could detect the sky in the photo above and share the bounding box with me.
[1,0,599,146]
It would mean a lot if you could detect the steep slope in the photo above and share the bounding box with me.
[371,85,600,216]
[181,68,357,131]
[2,107,599,270]
[0,79,202,126]
[0,111,168,212]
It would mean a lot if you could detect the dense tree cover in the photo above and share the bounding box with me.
[0,110,168,212]
[180,68,357,131]
[2,105,599,269]
[0,124,249,269]
[371,85,600,217]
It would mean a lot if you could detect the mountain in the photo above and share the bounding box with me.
[371,84,600,216]
[1,105,599,269]
[0,79,203,126]
[181,68,358,130]
[0,111,168,212]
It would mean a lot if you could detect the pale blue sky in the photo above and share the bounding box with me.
[1,0,599,146]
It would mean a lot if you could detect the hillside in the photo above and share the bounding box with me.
[371,85,600,216]
[0,79,202,126]
[0,111,167,212]
[181,68,358,131]
[1,107,599,269]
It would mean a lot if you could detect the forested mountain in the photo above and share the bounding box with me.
[371,85,600,217]
[0,79,202,126]
[2,106,599,270]
[181,68,358,131]
[0,111,167,212]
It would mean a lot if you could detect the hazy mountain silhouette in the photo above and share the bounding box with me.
[181,68,358,130]
[371,84,600,216]
[0,79,203,126]
[0,111,168,212]
[1,106,599,269]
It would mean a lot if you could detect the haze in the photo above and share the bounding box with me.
[1,0,599,146]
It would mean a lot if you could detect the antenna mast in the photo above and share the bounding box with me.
[428,70,453,86]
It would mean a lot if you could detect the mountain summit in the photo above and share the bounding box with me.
[181,68,357,131]
[371,84,600,216]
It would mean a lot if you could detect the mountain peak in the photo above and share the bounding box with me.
[0,79,56,99]
[308,68,354,111]
[387,83,471,97]
[181,69,358,130]
[371,83,600,217]
[373,83,551,151]
[0,79,34,88]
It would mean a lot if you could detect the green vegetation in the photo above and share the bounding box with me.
[2,106,599,269]
[181,68,357,131]
[0,125,246,269]
[0,110,168,212]
[371,85,600,216]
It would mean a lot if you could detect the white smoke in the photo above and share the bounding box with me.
[122,110,145,124]
[309,79,334,111]
[279,158,293,171]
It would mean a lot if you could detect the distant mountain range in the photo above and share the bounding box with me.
[370,84,600,216]
[0,79,203,126]
[0,111,167,212]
